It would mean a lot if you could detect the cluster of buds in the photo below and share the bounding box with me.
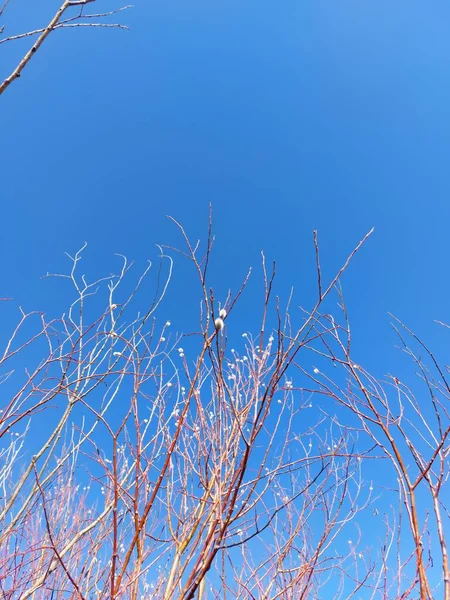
[214,308,227,331]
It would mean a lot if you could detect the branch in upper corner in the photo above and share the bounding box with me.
[0,0,11,18]
[0,1,131,95]
[0,5,132,44]
[57,22,129,30]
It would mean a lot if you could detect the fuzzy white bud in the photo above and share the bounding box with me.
[215,317,224,331]
[219,308,227,319]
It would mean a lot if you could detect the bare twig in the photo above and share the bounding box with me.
[0,0,130,94]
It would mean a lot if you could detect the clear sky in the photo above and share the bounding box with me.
[2,1,450,593]
[2,0,450,373]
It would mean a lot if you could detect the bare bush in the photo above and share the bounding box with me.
[0,216,448,599]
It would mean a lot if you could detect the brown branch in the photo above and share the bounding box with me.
[0,0,130,94]
[58,22,129,29]
[0,29,46,44]
[0,0,72,94]
[0,0,11,18]
[313,229,322,300]
[34,466,87,600]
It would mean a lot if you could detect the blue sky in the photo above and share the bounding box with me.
[2,0,450,375]
[1,1,450,593]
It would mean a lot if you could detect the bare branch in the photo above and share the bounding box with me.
[0,0,130,94]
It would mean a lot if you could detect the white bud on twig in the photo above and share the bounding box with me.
[215,317,224,331]
[219,308,227,319]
